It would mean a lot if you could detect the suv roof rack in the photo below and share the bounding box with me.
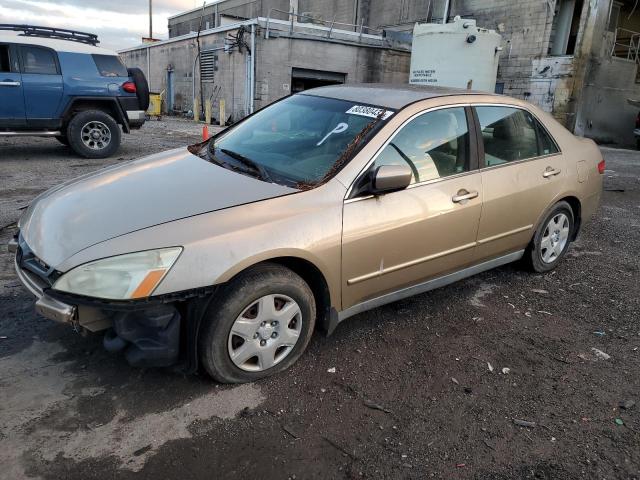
[0,24,100,46]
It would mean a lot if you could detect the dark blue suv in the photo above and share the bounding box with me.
[0,25,149,158]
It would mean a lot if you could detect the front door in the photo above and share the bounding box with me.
[0,44,25,128]
[341,106,483,309]
[472,105,566,261]
[18,45,64,124]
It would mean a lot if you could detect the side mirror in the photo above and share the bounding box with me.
[370,164,412,195]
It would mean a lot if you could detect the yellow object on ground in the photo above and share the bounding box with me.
[148,92,163,118]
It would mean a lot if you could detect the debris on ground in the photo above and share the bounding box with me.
[591,348,611,360]
[501,367,511,375]
[322,436,358,460]
[363,399,392,414]
[615,418,624,426]
[327,367,336,373]
[593,331,606,337]
[619,400,635,410]
[451,377,459,385]
[487,362,494,373]
[282,424,301,439]
[513,419,536,428]
[531,289,549,294]
[578,348,612,362]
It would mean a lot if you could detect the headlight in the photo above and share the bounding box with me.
[53,247,182,300]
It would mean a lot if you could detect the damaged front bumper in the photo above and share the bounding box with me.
[10,234,188,368]
[11,236,77,325]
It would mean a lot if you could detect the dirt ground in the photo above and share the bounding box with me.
[0,120,639,480]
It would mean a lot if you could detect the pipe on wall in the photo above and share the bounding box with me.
[250,23,256,113]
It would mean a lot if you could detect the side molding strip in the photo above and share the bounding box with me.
[337,250,524,324]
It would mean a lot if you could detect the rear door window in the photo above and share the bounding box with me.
[20,46,59,75]
[475,106,558,167]
[92,55,128,77]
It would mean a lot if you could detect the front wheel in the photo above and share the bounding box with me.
[199,263,316,383]
[66,110,121,159]
[525,201,574,273]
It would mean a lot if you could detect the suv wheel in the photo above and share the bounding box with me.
[199,263,316,383]
[525,201,574,273]
[67,110,121,159]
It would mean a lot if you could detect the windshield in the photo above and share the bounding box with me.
[199,94,394,188]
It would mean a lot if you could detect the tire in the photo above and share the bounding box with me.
[55,135,69,146]
[66,110,121,159]
[127,67,150,111]
[524,201,574,273]
[199,263,316,383]
[636,138,640,151]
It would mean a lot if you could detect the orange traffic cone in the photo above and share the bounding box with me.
[202,125,209,141]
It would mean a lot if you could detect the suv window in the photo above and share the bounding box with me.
[92,54,128,77]
[0,46,10,72]
[476,106,558,166]
[21,46,58,75]
[373,107,470,184]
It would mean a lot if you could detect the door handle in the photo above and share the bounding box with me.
[543,167,561,178]
[0,81,21,86]
[452,190,479,203]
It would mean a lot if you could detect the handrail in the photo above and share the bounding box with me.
[611,27,640,64]
[264,8,383,40]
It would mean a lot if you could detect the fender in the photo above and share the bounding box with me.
[61,96,130,133]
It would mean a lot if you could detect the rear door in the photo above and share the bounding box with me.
[0,44,26,128]
[472,105,565,261]
[18,45,64,125]
[341,106,483,309]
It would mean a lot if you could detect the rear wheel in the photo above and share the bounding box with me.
[67,110,121,159]
[199,263,316,383]
[525,201,574,273]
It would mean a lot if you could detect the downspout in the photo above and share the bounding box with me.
[147,46,151,89]
[250,23,256,113]
[442,0,451,24]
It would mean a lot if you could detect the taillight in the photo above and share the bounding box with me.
[597,159,605,174]
[122,81,136,93]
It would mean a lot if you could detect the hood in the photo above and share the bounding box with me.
[20,148,297,267]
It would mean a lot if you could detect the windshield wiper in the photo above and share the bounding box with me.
[220,148,273,183]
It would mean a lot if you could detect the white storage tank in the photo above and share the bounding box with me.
[409,16,502,93]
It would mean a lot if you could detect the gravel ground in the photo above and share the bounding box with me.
[0,122,639,480]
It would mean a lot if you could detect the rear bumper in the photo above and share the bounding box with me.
[126,110,146,128]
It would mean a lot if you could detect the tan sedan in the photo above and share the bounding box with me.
[11,84,603,382]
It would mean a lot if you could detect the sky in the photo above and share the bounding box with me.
[0,0,203,51]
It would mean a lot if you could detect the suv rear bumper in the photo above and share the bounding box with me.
[126,110,146,127]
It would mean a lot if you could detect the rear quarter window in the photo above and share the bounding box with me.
[92,54,128,77]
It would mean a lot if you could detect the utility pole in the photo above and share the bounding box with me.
[149,0,153,38]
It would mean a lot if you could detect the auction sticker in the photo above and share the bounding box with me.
[346,105,394,120]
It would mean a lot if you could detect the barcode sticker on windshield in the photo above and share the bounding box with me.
[346,105,394,120]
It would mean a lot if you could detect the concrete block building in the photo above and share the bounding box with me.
[120,0,640,145]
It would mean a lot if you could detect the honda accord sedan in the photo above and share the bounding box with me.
[10,84,603,383]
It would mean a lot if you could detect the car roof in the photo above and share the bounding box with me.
[0,30,115,55]
[299,83,498,110]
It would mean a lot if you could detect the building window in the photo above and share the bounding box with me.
[549,0,585,56]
